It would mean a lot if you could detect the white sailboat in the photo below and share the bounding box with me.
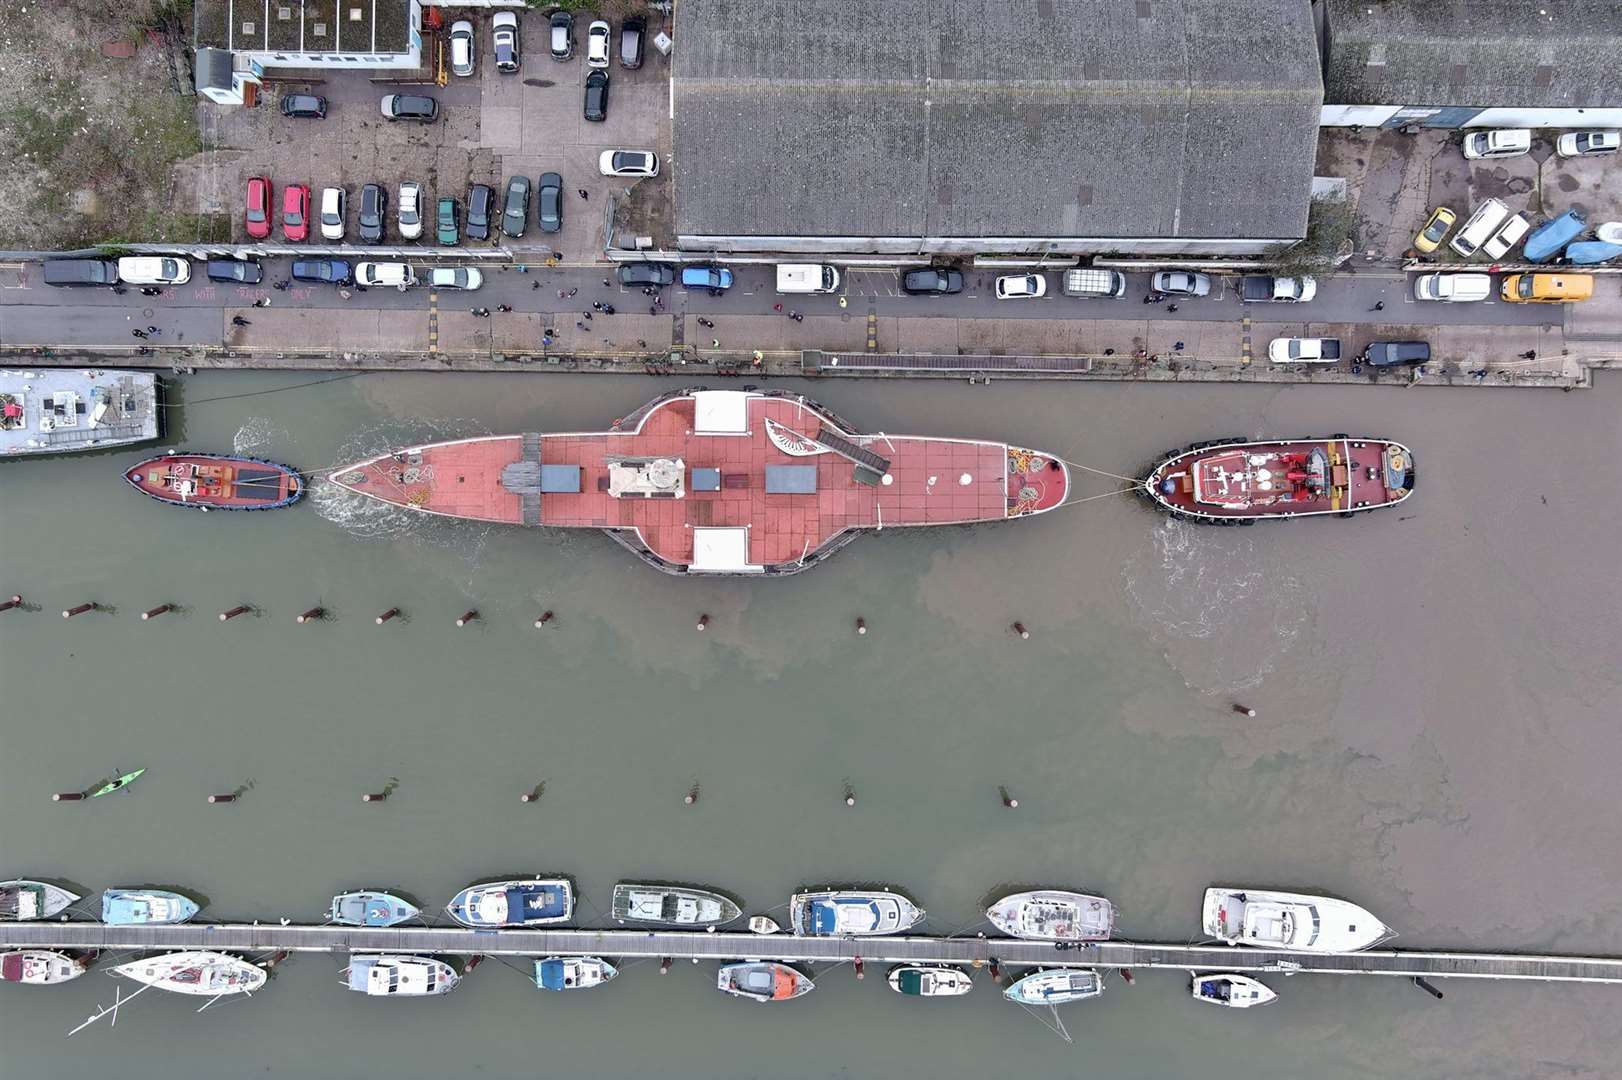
[113,952,267,996]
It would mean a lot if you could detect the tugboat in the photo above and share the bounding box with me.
[1203,887,1394,952]
[534,956,618,991]
[986,890,1115,942]
[1003,968,1104,1006]
[716,961,814,1003]
[1,950,88,985]
[343,955,460,997]
[445,878,573,928]
[1145,438,1413,522]
[789,889,924,937]
[124,452,302,510]
[1191,972,1278,1008]
[101,888,200,925]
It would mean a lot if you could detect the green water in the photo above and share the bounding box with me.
[4,372,1621,1078]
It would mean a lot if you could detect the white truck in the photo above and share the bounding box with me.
[775,264,841,294]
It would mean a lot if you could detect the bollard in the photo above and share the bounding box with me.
[1012,621,1030,640]
[0,594,21,612]
[520,792,536,803]
[207,793,237,804]
[456,610,479,627]
[1231,703,1257,717]
[683,783,700,806]
[999,785,1019,809]
[855,617,867,636]
[696,613,709,632]
[375,607,400,625]
[659,957,672,975]
[534,610,554,628]
[63,603,96,618]
[1412,976,1444,1000]
[219,605,250,621]
[1120,968,1136,985]
[362,792,388,803]
[854,956,865,980]
[52,792,86,802]
[141,604,173,621]
[843,781,857,807]
[296,607,324,624]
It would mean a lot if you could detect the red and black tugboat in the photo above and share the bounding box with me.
[1144,437,1413,523]
[124,453,303,510]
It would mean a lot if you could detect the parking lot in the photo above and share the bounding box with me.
[195,6,672,261]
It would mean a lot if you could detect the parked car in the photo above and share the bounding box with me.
[398,181,423,240]
[206,259,263,285]
[994,273,1046,300]
[436,197,460,246]
[42,259,119,287]
[1413,272,1492,302]
[586,20,611,67]
[1240,275,1316,302]
[620,16,645,69]
[279,93,327,119]
[1523,211,1588,263]
[355,262,416,289]
[502,176,531,238]
[549,11,573,60]
[357,183,387,244]
[1268,337,1341,363]
[1363,341,1430,367]
[681,265,733,294]
[1501,273,1594,304]
[282,183,311,242]
[492,11,520,73]
[584,69,609,121]
[244,176,272,240]
[467,184,494,242]
[1062,268,1125,298]
[900,267,963,295]
[599,150,659,177]
[537,172,563,233]
[429,267,483,290]
[618,263,675,287]
[1556,130,1620,158]
[1481,213,1530,260]
[1412,206,1456,254]
[320,187,346,241]
[1462,129,1531,160]
[381,94,438,123]
[116,257,190,285]
[291,258,352,284]
[1150,271,1211,296]
[449,20,475,77]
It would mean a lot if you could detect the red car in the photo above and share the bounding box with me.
[281,183,312,242]
[245,176,272,240]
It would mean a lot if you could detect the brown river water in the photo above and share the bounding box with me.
[3,371,1620,1078]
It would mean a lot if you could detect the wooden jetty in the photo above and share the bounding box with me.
[6,923,1622,984]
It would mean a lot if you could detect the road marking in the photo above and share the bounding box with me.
[0,263,27,289]
[1240,315,1252,366]
[428,290,439,353]
[867,309,877,352]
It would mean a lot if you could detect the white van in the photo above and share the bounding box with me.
[355,262,416,289]
[1062,268,1126,298]
[1482,213,1530,260]
[1449,198,1510,258]
[116,256,190,285]
[775,264,840,294]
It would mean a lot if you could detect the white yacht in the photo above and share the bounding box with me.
[789,890,924,936]
[1203,887,1393,952]
[1191,972,1278,1008]
[344,955,460,997]
[986,890,1115,941]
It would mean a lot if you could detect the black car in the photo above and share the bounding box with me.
[619,16,645,69]
[1364,341,1431,367]
[357,183,388,244]
[467,184,494,241]
[381,94,438,123]
[501,176,531,238]
[901,267,963,295]
[537,172,563,233]
[584,69,609,122]
[279,93,327,119]
[291,258,352,284]
[206,259,264,285]
[617,263,675,287]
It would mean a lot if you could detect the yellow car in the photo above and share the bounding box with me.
[1413,206,1457,253]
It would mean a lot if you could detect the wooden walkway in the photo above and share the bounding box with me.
[8,923,1622,984]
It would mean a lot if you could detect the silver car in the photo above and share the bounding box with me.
[449,21,475,77]
[1151,271,1212,297]
[398,181,422,241]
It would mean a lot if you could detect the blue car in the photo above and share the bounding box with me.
[291,258,352,284]
[680,265,733,294]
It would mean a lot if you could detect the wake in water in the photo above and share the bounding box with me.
[1121,517,1310,694]
[232,417,294,456]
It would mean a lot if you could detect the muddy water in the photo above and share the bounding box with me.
[3,372,1621,1079]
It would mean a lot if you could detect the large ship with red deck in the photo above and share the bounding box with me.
[1145,437,1413,522]
[329,389,1069,575]
[124,453,303,510]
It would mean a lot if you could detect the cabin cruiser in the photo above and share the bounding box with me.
[986,890,1115,941]
[789,890,924,937]
[446,879,573,928]
[1203,887,1393,952]
[344,955,459,997]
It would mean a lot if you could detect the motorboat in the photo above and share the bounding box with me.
[534,956,618,991]
[0,879,78,921]
[101,889,200,925]
[113,952,266,996]
[789,890,924,937]
[1003,968,1104,1006]
[716,961,814,1003]
[1203,887,1394,952]
[747,915,781,935]
[986,890,1115,942]
[344,955,459,997]
[610,883,741,927]
[887,964,973,997]
[1191,972,1278,1008]
[445,879,573,928]
[330,890,421,927]
[1,950,87,985]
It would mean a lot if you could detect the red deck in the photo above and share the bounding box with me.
[331,392,1069,573]
[125,454,301,510]
[1146,438,1414,520]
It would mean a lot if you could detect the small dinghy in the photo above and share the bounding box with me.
[717,962,814,1003]
[1191,972,1277,1008]
[986,890,1115,942]
[1003,968,1105,1006]
[102,889,200,926]
[114,952,266,996]
[747,915,781,935]
[344,955,459,997]
[330,890,421,928]
[534,956,618,991]
[445,879,573,928]
[1,950,87,985]
[789,889,924,937]
[611,883,741,927]
[887,964,973,998]
[125,453,302,510]
[0,880,79,921]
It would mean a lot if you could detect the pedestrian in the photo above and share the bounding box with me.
[273,280,289,291]
[649,305,658,316]
[253,298,270,308]
[131,328,147,339]
[496,304,513,313]
[113,285,128,295]
[603,304,615,315]
[568,287,578,297]
[1372,300,1385,311]
[533,281,541,290]
[1166,303,1178,313]
[637,339,647,348]
[1143,294,1154,304]
[593,301,603,310]
[147,326,160,334]
[578,189,589,200]
[576,321,588,331]
[583,311,593,320]
[139,286,160,296]
[231,315,250,327]
[774,303,783,312]
[602,278,611,288]
[355,285,367,293]
[792,312,803,322]
[1103,348,1115,356]
[1174,341,1185,351]
[712,338,721,348]
[1521,349,1537,361]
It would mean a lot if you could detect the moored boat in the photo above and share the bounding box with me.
[0,369,159,458]
[344,954,459,997]
[1191,972,1277,1008]
[0,879,79,921]
[1203,887,1393,952]
[611,883,741,927]
[986,890,1115,942]
[887,964,973,997]
[102,888,200,925]
[113,951,266,996]
[124,453,302,510]
[789,889,924,937]
[1003,968,1105,1006]
[747,915,781,935]
[330,890,421,928]
[1,950,87,985]
[534,956,618,991]
[716,961,814,1003]
[1145,438,1413,522]
[445,878,573,928]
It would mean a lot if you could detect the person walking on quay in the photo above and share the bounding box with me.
[471,307,491,318]
[603,304,615,315]
[496,304,513,313]
[131,328,148,339]
[1372,300,1385,311]
[578,189,589,200]
[231,315,250,327]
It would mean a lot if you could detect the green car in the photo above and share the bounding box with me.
[436,197,459,246]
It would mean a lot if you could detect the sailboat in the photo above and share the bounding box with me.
[1003,969,1105,1006]
[113,952,266,996]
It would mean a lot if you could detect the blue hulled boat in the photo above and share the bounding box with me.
[534,956,618,991]
[330,890,420,928]
[101,889,200,925]
[446,879,573,928]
